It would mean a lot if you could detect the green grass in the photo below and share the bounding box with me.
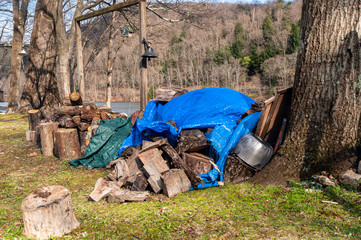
[0,113,360,239]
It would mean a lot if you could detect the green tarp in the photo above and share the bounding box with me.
[69,117,132,169]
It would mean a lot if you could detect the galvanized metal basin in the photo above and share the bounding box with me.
[233,133,273,171]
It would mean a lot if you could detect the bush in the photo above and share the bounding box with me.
[170,36,183,45]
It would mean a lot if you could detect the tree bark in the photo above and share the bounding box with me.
[251,0,361,185]
[106,5,115,109]
[6,0,30,113]
[18,0,60,112]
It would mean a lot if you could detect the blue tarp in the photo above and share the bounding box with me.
[118,88,260,189]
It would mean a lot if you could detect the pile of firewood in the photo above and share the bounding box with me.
[26,92,127,160]
[89,128,254,202]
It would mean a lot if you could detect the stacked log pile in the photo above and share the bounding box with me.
[90,128,255,202]
[26,92,127,159]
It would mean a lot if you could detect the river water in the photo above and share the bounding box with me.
[0,102,140,116]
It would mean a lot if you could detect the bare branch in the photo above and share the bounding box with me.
[0,8,12,13]
[147,6,188,22]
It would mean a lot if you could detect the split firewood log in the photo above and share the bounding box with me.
[84,117,100,146]
[58,115,77,128]
[77,122,90,132]
[72,115,81,125]
[159,141,203,188]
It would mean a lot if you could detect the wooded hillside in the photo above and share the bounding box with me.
[0,0,302,102]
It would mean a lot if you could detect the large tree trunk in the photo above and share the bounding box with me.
[6,0,30,113]
[18,0,60,112]
[251,0,361,185]
[54,1,84,99]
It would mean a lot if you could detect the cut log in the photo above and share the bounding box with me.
[61,97,71,106]
[130,173,148,191]
[39,106,56,122]
[28,109,41,131]
[142,162,163,193]
[147,177,161,194]
[54,106,82,116]
[21,185,79,239]
[107,160,129,186]
[78,122,90,132]
[121,146,138,158]
[81,109,101,122]
[154,88,188,102]
[161,143,202,188]
[89,178,149,203]
[138,148,170,174]
[223,154,254,184]
[107,188,149,203]
[89,178,114,202]
[115,160,130,180]
[78,131,88,156]
[110,112,128,119]
[69,92,83,106]
[54,128,81,161]
[26,130,37,142]
[176,129,208,153]
[84,117,100,146]
[139,138,168,153]
[237,102,263,124]
[161,169,191,197]
[183,153,213,175]
[72,115,81,125]
[39,122,58,156]
[83,102,99,110]
[59,115,77,128]
[125,151,143,186]
[142,140,153,148]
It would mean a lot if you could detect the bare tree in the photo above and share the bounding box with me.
[6,0,30,113]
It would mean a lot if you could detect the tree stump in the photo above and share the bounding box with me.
[55,128,81,161]
[39,122,58,156]
[21,185,79,239]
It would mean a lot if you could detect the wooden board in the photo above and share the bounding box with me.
[255,96,275,137]
[260,87,293,146]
